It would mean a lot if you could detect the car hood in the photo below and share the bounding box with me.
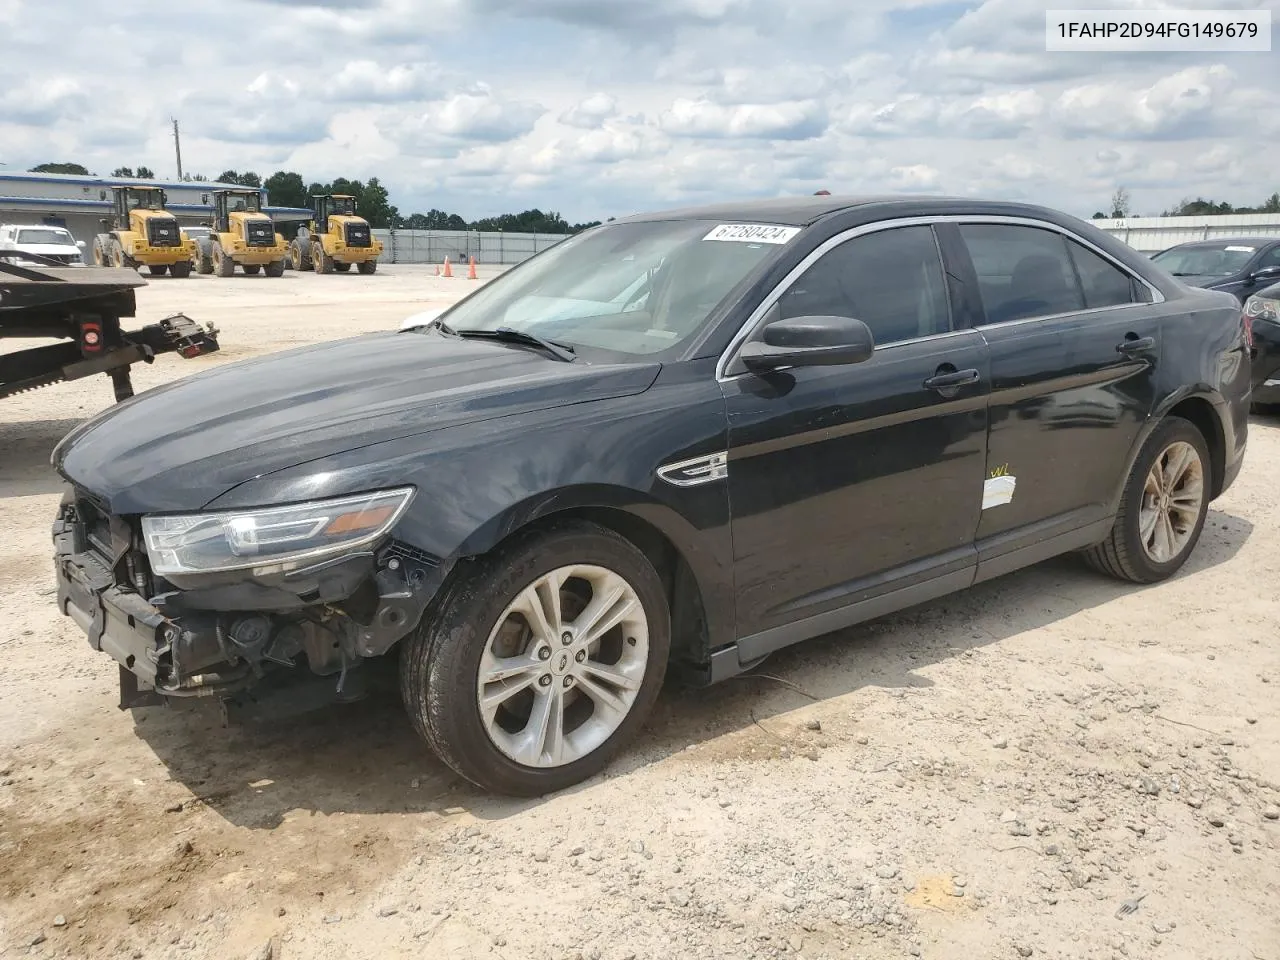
[1172,274,1229,288]
[54,330,660,514]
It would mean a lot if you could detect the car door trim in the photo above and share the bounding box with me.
[717,214,1165,382]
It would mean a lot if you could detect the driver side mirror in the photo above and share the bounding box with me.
[1249,265,1280,285]
[740,312,876,372]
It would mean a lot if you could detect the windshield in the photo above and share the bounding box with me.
[128,190,164,210]
[226,194,260,213]
[428,219,789,359]
[1153,243,1257,276]
[17,228,74,245]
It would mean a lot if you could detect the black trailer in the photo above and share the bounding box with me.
[0,252,218,402]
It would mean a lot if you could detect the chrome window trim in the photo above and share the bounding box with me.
[716,214,1165,382]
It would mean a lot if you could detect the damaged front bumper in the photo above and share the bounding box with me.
[52,486,449,713]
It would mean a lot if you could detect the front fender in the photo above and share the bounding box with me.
[205,360,737,652]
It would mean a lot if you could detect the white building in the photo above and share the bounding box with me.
[0,172,311,248]
[1090,213,1280,255]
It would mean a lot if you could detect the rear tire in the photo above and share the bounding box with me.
[313,242,333,274]
[333,261,352,273]
[148,264,168,276]
[400,521,671,797]
[169,260,191,278]
[213,244,235,277]
[1082,416,1211,583]
[357,260,377,275]
[264,259,285,277]
[289,239,310,271]
[243,264,262,276]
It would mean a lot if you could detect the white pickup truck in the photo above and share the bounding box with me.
[0,223,87,266]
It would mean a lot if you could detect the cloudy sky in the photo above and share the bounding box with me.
[1,0,1277,222]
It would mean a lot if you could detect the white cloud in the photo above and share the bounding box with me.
[660,98,827,140]
[887,164,940,191]
[424,90,546,141]
[1052,65,1235,139]
[559,93,618,129]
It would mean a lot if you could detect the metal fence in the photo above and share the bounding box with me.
[1091,214,1280,254]
[372,229,569,265]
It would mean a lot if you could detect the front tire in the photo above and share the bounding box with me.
[213,243,235,277]
[400,521,671,796]
[148,264,168,276]
[264,259,285,277]
[333,261,352,273]
[1083,416,1211,583]
[169,259,191,278]
[357,260,377,275]
[243,264,262,276]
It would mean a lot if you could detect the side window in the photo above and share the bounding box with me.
[1066,239,1141,308]
[777,225,950,347]
[959,224,1085,324]
[1259,245,1280,269]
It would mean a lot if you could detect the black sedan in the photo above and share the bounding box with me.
[1150,236,1280,303]
[50,195,1250,795]
[1246,279,1280,406]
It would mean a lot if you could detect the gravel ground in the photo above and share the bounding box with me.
[1,265,1278,960]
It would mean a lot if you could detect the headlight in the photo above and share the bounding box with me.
[141,487,415,576]
[1245,295,1280,323]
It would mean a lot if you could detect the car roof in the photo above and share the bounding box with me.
[614,194,979,227]
[1161,237,1279,250]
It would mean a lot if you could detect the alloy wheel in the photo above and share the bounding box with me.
[475,564,649,768]
[1138,440,1204,564]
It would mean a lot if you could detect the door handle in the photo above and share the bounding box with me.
[1116,335,1155,354]
[923,368,980,392]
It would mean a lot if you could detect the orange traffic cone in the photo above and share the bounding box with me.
[468,255,478,280]
[442,256,453,278]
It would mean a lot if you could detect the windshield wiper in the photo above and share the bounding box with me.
[453,326,577,362]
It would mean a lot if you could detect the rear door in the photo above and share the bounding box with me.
[948,220,1165,579]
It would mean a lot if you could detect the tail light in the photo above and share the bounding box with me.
[78,318,104,355]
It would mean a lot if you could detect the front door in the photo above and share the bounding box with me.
[950,221,1163,575]
[722,223,990,650]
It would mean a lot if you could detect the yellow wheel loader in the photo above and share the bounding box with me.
[290,195,383,275]
[207,189,288,278]
[91,187,195,278]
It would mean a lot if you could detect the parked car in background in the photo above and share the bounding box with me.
[0,223,86,265]
[1150,237,1280,304]
[51,195,1250,796]
[1245,279,1280,407]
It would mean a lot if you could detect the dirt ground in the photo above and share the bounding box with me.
[1,265,1277,960]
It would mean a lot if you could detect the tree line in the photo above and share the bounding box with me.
[27,162,600,234]
[1093,186,1280,219]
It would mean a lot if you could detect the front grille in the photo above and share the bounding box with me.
[146,217,181,247]
[344,222,371,248]
[245,219,276,247]
[76,492,117,561]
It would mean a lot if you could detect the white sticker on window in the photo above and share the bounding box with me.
[1225,246,1256,253]
[703,223,801,245]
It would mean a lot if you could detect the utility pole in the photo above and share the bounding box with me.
[172,118,183,181]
